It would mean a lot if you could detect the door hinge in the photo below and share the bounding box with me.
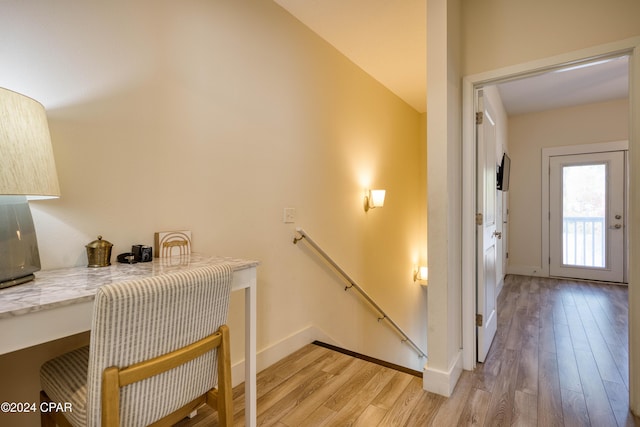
[476,213,483,225]
[476,314,483,327]
[476,112,484,125]
[506,252,509,259]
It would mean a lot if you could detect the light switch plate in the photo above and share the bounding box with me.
[283,208,296,223]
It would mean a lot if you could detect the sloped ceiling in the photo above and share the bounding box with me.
[274,1,628,116]
[274,0,427,113]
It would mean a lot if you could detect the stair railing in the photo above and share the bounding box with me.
[293,228,427,359]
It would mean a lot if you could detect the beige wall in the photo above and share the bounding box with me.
[508,99,629,275]
[0,1,426,425]
[462,0,640,76]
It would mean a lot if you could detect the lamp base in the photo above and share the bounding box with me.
[0,273,35,289]
[0,196,41,288]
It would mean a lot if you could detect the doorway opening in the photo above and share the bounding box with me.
[462,43,636,371]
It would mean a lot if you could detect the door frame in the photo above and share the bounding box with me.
[461,37,640,375]
[542,141,629,282]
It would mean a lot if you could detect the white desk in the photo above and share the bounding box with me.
[0,253,258,427]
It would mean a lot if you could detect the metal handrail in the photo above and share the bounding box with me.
[293,228,427,359]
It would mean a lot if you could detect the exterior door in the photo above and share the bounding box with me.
[476,92,499,363]
[549,151,625,282]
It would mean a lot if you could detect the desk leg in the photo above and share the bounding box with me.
[245,282,257,427]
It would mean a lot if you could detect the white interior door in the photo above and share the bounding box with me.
[476,92,498,363]
[549,151,625,282]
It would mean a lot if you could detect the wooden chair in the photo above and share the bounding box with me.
[40,264,234,427]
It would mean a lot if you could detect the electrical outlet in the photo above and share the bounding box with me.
[283,208,296,223]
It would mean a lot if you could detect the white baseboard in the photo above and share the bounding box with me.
[422,350,463,397]
[496,275,504,297]
[232,324,462,397]
[230,325,338,387]
[506,264,547,277]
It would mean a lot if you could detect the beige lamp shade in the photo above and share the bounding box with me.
[0,87,60,198]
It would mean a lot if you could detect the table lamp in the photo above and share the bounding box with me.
[0,87,60,289]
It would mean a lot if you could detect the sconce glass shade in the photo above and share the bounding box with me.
[0,87,60,198]
[364,189,386,211]
[414,266,428,282]
[370,189,386,207]
[0,87,60,288]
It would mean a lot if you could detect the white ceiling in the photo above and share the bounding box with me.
[496,56,629,115]
[273,1,628,116]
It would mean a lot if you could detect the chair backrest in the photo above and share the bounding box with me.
[85,264,233,426]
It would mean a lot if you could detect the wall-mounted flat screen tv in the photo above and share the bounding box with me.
[497,153,510,191]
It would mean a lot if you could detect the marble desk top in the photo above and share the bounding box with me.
[0,253,259,320]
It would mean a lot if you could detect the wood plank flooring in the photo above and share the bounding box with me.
[176,275,639,426]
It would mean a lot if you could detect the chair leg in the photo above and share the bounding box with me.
[217,325,233,427]
[40,391,56,427]
[102,366,121,427]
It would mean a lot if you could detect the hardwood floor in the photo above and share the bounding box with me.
[177,275,639,426]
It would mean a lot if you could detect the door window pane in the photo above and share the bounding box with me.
[562,164,606,268]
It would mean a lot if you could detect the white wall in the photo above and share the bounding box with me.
[425,0,463,396]
[507,99,629,276]
[0,2,426,426]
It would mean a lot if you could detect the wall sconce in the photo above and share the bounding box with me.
[414,266,428,283]
[0,87,60,289]
[364,189,386,212]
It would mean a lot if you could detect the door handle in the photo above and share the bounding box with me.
[492,231,502,239]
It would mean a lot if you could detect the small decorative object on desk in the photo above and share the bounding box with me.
[154,230,192,258]
[132,244,153,262]
[85,236,113,267]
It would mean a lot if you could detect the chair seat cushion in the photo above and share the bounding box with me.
[40,345,89,427]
